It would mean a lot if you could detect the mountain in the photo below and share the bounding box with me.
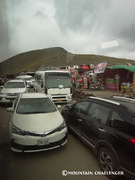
[0,47,135,76]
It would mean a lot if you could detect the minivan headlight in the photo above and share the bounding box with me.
[12,125,25,135]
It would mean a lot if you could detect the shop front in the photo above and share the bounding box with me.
[104,64,135,93]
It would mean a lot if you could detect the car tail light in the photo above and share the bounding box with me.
[128,138,135,145]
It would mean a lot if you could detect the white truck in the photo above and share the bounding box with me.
[34,70,72,103]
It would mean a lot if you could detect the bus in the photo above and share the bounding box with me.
[34,70,72,103]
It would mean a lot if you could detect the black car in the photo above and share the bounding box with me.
[61,96,135,180]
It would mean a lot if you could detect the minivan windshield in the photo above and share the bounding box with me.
[16,98,57,114]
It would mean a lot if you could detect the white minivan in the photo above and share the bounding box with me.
[7,93,67,152]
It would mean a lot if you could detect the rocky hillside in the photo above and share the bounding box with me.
[0,47,135,76]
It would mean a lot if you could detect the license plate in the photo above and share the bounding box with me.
[37,139,49,146]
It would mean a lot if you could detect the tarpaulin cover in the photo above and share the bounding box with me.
[111,65,135,73]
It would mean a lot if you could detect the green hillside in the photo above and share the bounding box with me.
[0,47,135,76]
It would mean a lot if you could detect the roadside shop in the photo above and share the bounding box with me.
[104,64,135,94]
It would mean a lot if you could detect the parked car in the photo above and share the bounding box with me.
[61,96,135,180]
[16,75,35,87]
[0,79,28,104]
[7,93,67,152]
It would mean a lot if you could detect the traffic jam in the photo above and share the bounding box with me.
[0,63,135,180]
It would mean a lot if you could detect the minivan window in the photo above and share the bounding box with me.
[88,103,110,124]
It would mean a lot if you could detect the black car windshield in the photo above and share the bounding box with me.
[16,98,57,114]
[5,82,25,88]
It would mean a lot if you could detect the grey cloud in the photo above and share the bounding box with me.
[53,0,135,58]
[0,0,11,62]
[0,0,135,62]
[54,0,110,32]
[100,0,135,40]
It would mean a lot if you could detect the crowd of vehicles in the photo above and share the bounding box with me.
[0,69,73,104]
[0,69,135,179]
[0,70,71,153]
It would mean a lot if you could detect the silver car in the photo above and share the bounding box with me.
[0,79,28,103]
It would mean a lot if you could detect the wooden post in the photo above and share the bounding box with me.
[116,78,119,92]
[133,73,135,98]
[115,74,120,92]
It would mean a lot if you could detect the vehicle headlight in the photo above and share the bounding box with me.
[57,121,67,131]
[67,95,72,99]
[12,125,25,135]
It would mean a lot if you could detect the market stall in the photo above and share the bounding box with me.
[105,64,135,93]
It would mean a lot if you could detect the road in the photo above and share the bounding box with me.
[0,102,129,180]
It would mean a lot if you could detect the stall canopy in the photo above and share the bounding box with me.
[111,65,135,73]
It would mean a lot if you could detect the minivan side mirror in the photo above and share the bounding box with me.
[111,119,127,129]
[7,107,14,112]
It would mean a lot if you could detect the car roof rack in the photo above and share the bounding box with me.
[88,96,120,105]
[112,96,135,102]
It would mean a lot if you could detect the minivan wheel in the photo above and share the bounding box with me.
[98,147,117,172]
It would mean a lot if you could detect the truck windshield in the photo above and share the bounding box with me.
[45,72,71,88]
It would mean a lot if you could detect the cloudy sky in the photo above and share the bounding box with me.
[0,0,135,62]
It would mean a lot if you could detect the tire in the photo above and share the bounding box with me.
[98,147,118,173]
